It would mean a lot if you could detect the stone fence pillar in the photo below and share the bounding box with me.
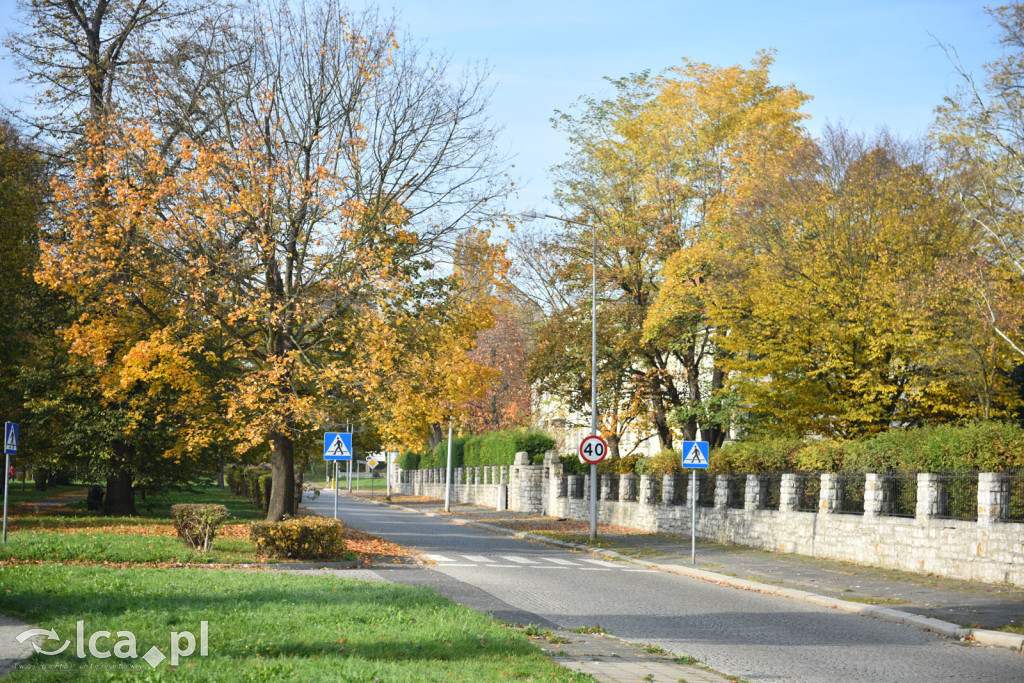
[620,473,637,502]
[819,473,839,514]
[916,473,942,520]
[639,474,657,505]
[600,474,614,501]
[662,474,676,506]
[744,475,764,510]
[864,473,886,518]
[978,473,1009,526]
[714,474,733,509]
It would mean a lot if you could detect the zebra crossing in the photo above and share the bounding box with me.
[421,553,658,572]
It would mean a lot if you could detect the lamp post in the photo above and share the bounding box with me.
[521,210,600,541]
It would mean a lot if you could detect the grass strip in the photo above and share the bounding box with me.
[0,565,589,681]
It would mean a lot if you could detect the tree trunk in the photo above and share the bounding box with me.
[266,431,295,522]
[428,423,444,450]
[33,468,48,491]
[607,432,621,460]
[103,442,136,515]
[103,472,136,516]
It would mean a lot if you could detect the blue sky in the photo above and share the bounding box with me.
[0,0,1004,214]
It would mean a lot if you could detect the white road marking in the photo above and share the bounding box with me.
[425,554,454,562]
[542,557,579,566]
[580,558,620,567]
[462,555,491,563]
[502,555,539,564]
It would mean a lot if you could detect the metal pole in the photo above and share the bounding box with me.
[333,461,338,520]
[589,219,598,542]
[691,470,697,565]
[444,422,453,513]
[2,453,9,545]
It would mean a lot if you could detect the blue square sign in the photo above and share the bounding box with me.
[681,441,709,469]
[4,422,17,456]
[324,432,353,461]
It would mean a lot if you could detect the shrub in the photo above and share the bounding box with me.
[559,453,588,475]
[249,516,345,560]
[512,429,557,464]
[712,437,805,474]
[636,448,683,476]
[227,466,274,512]
[171,504,230,552]
[398,450,421,470]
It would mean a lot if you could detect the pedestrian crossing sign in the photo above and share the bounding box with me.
[682,441,709,469]
[323,432,353,461]
[4,422,17,456]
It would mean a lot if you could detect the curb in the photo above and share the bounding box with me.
[344,494,1024,652]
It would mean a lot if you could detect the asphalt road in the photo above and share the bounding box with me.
[306,492,1024,683]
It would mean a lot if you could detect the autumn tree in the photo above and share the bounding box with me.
[703,128,1015,438]
[932,3,1024,359]
[462,300,535,434]
[30,0,512,520]
[365,229,500,449]
[537,54,808,451]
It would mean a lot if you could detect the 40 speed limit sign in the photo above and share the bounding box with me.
[578,435,609,464]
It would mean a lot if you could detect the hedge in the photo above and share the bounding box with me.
[709,422,1024,474]
[400,429,556,469]
[226,466,273,512]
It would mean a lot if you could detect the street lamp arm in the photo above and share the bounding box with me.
[520,209,598,230]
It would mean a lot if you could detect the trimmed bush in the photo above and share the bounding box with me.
[249,516,345,560]
[171,504,230,552]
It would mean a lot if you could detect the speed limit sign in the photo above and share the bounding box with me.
[578,435,609,464]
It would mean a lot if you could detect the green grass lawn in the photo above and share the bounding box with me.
[1,486,351,565]
[0,565,588,681]
[2,483,89,505]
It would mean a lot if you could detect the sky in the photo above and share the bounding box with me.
[0,0,1006,216]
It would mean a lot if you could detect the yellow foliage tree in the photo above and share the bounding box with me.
[703,128,1018,438]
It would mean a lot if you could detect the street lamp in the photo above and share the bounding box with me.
[521,210,600,541]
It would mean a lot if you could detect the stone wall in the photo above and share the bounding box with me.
[392,464,1024,586]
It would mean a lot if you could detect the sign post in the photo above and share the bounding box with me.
[578,435,608,536]
[324,432,353,520]
[681,440,709,565]
[366,455,379,497]
[3,422,19,545]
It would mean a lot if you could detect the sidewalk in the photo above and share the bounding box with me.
[345,492,1024,653]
